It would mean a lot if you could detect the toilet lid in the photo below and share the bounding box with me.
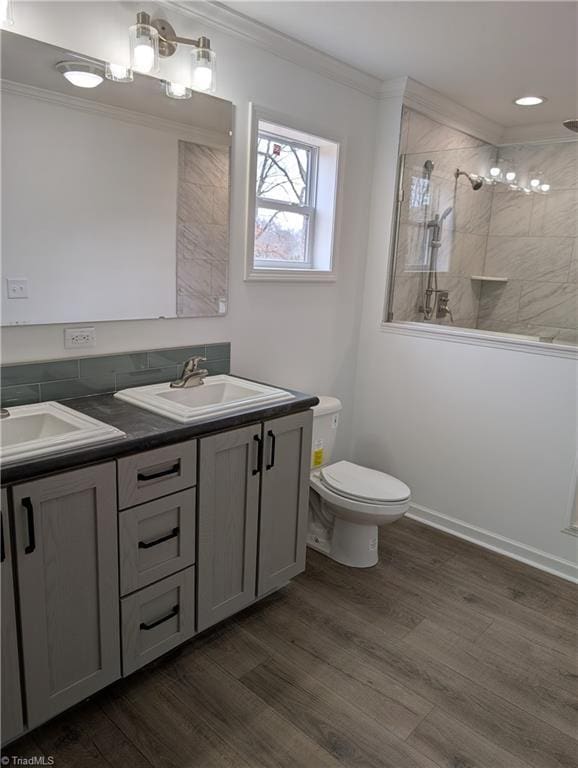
[320,461,411,504]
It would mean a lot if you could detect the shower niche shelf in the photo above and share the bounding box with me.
[470,275,509,283]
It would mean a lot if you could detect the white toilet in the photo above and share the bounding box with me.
[308,396,411,568]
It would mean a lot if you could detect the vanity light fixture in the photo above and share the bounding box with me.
[514,95,545,106]
[56,61,104,89]
[164,81,192,99]
[105,63,134,83]
[1,0,14,25]
[487,163,503,183]
[129,11,216,92]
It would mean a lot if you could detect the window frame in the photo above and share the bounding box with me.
[245,104,341,283]
[254,129,319,270]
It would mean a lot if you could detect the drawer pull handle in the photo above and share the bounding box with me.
[266,430,276,471]
[138,527,179,549]
[137,462,180,483]
[140,604,179,631]
[252,434,263,476]
[22,497,36,555]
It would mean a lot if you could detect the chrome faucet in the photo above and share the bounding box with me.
[0,407,9,419]
[170,356,208,389]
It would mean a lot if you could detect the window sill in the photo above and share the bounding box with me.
[245,269,336,283]
[380,321,577,360]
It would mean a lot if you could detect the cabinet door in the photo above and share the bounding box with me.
[197,425,261,632]
[258,410,312,595]
[13,464,120,729]
[1,489,24,745]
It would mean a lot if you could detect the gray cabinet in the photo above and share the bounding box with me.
[12,464,120,729]
[197,424,261,631]
[258,411,312,595]
[1,489,24,745]
[197,411,312,632]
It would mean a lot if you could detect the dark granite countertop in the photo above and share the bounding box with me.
[1,383,318,485]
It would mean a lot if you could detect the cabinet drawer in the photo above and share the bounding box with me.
[117,442,196,509]
[119,490,196,596]
[121,567,195,675]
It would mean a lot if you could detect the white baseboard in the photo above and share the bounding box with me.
[407,504,578,584]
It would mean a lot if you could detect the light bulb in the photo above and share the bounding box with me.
[56,61,105,89]
[529,178,541,188]
[105,63,133,83]
[192,65,212,92]
[191,42,216,93]
[505,171,517,182]
[540,183,550,192]
[489,166,501,178]
[133,43,155,73]
[165,81,192,99]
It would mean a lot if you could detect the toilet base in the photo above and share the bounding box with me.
[307,518,379,568]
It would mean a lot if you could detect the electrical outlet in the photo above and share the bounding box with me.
[64,327,96,349]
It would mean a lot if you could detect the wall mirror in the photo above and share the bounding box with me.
[1,31,233,325]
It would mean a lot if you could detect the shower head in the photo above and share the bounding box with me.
[563,119,578,133]
[455,168,484,190]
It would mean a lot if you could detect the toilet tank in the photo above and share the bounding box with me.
[311,396,342,469]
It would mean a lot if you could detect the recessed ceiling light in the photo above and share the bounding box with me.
[514,96,546,107]
[56,60,104,89]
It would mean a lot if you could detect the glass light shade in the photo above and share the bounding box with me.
[56,61,104,89]
[540,183,551,193]
[165,81,192,99]
[105,62,134,83]
[63,71,103,88]
[1,0,14,25]
[191,47,216,92]
[129,21,159,74]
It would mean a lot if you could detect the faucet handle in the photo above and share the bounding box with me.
[182,356,206,374]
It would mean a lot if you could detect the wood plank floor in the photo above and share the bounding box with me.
[4,518,577,768]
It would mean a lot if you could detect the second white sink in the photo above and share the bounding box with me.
[114,375,295,423]
[1,402,126,465]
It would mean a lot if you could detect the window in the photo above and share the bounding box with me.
[246,107,340,281]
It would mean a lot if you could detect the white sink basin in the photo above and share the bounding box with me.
[114,374,295,423]
[1,402,125,465]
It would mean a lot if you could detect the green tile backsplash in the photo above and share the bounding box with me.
[0,343,230,406]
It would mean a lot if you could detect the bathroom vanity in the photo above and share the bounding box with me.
[0,387,316,745]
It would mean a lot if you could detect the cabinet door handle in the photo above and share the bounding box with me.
[138,527,179,549]
[22,497,36,554]
[266,430,277,471]
[137,461,180,483]
[140,604,179,631]
[252,434,263,476]
[1,515,5,563]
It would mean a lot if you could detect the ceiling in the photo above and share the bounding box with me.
[221,1,577,127]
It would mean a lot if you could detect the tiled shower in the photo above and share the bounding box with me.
[390,108,577,346]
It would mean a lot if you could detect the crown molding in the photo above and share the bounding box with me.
[162,0,382,98]
[500,120,578,145]
[398,77,504,146]
[0,79,231,147]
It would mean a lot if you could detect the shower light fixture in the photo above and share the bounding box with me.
[128,11,217,92]
[514,95,545,106]
[164,81,192,99]
[56,61,104,89]
[105,63,133,83]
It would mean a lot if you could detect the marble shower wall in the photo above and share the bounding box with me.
[393,108,494,327]
[176,141,230,317]
[477,140,577,345]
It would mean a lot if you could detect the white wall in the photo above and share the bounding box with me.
[2,1,377,457]
[352,95,578,577]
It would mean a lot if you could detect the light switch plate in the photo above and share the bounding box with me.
[64,327,96,349]
[7,278,28,299]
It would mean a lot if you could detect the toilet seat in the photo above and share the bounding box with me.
[310,470,410,524]
[319,461,411,505]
